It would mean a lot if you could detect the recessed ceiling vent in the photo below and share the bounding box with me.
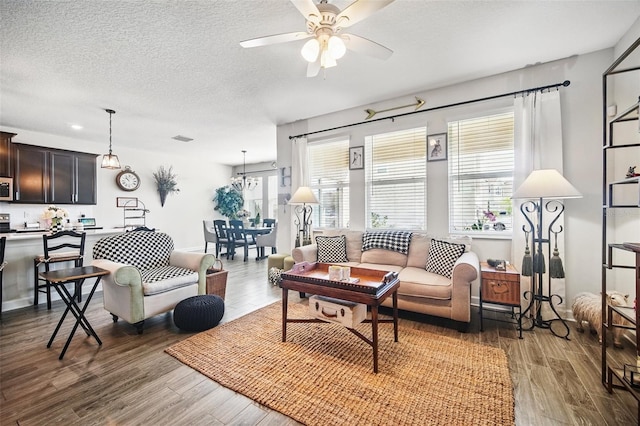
[172,135,194,142]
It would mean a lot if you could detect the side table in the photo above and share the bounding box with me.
[40,265,109,359]
[479,262,522,339]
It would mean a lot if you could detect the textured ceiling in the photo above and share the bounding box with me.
[1,0,639,166]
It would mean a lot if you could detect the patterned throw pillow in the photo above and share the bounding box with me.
[362,231,412,255]
[268,267,283,286]
[316,235,348,263]
[425,239,466,278]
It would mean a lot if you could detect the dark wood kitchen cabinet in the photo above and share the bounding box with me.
[13,144,49,203]
[12,143,98,204]
[50,150,97,204]
[0,131,15,177]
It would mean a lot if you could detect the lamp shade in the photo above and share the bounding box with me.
[512,169,582,200]
[289,186,319,204]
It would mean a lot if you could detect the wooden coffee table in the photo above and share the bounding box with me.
[280,262,400,373]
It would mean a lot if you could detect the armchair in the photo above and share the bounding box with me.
[92,231,215,333]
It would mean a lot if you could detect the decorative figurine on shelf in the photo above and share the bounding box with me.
[626,166,640,178]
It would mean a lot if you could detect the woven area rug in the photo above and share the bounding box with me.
[165,302,514,425]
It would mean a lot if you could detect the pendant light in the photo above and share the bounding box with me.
[101,108,121,169]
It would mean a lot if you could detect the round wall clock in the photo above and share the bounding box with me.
[116,166,140,191]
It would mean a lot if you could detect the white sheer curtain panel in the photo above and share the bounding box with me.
[512,90,567,319]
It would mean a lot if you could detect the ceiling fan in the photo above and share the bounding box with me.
[240,0,395,77]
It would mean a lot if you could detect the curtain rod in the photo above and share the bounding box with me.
[289,80,570,140]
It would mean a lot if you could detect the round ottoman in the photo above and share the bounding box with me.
[174,295,225,332]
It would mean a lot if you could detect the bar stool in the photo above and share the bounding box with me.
[34,231,86,309]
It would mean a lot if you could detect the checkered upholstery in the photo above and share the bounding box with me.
[93,231,200,295]
[362,231,413,255]
[425,239,466,278]
[93,231,174,270]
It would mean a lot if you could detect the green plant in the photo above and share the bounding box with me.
[214,186,244,219]
[371,212,388,228]
[153,165,179,207]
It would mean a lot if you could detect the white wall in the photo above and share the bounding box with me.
[0,127,233,251]
[276,47,619,315]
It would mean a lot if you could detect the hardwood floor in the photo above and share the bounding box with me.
[1,255,637,425]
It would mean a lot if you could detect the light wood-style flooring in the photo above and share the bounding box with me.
[0,254,638,425]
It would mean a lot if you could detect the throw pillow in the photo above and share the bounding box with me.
[268,267,283,286]
[361,231,412,255]
[316,235,348,263]
[425,239,466,278]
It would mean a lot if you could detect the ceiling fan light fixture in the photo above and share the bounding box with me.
[301,38,320,62]
[328,35,346,59]
[320,47,337,69]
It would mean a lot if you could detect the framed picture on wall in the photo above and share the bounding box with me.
[349,146,364,170]
[427,133,447,162]
[116,197,138,208]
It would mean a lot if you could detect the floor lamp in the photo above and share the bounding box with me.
[289,186,319,247]
[512,169,582,339]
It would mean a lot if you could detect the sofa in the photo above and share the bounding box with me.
[92,230,216,333]
[292,229,480,329]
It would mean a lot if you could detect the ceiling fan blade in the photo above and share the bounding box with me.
[342,34,393,60]
[336,0,395,29]
[240,32,311,48]
[290,0,321,24]
[307,59,321,77]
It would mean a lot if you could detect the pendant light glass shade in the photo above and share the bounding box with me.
[230,150,258,192]
[101,108,121,170]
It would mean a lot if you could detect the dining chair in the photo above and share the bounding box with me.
[34,230,86,309]
[213,220,231,259]
[203,220,218,255]
[255,221,278,260]
[228,220,256,262]
[262,218,276,228]
[0,236,6,318]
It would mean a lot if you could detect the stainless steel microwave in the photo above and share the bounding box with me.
[0,177,13,201]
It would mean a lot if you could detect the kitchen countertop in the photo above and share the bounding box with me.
[0,228,122,241]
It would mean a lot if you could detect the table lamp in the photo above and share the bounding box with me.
[289,186,319,247]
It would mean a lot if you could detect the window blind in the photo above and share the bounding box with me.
[448,112,514,234]
[365,127,427,230]
[308,139,350,228]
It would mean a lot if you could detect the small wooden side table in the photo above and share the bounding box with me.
[479,262,522,338]
[40,265,109,359]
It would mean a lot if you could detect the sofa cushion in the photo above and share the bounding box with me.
[406,233,431,268]
[425,239,466,278]
[360,249,407,267]
[398,267,453,300]
[141,265,199,296]
[362,231,412,255]
[316,235,348,263]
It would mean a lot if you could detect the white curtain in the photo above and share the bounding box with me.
[292,136,308,189]
[512,90,566,318]
[291,137,308,246]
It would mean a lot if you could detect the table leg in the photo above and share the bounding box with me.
[371,305,379,373]
[282,287,288,342]
[392,290,399,342]
[49,277,103,360]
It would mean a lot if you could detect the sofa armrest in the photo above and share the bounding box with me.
[91,259,145,322]
[450,251,480,323]
[169,251,216,295]
[292,244,318,263]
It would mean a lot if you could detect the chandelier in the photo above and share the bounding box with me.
[231,150,258,192]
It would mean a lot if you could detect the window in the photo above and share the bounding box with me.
[365,127,427,230]
[308,138,350,228]
[448,111,514,235]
